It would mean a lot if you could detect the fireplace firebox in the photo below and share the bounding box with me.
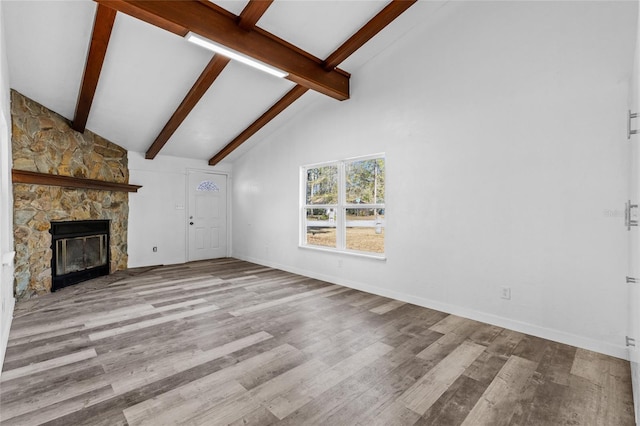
[50,220,110,291]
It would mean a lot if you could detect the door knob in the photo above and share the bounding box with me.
[189,222,194,225]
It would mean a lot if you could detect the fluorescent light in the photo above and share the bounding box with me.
[185,32,288,79]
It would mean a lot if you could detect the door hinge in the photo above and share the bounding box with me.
[629,110,638,139]
[625,200,638,230]
[627,276,638,284]
[626,336,636,347]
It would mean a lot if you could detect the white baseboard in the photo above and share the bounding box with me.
[235,254,629,360]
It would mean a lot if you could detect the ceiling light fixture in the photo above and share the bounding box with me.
[185,32,289,79]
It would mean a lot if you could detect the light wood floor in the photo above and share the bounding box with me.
[0,258,635,425]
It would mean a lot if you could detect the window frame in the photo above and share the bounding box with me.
[300,153,386,259]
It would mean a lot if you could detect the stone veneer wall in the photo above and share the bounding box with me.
[11,90,129,300]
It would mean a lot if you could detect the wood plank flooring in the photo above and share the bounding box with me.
[0,258,635,425]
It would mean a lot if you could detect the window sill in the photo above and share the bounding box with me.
[298,244,387,261]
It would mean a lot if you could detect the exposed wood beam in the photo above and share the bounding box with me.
[97,0,189,35]
[251,26,350,79]
[323,0,417,70]
[207,0,416,165]
[72,4,117,133]
[144,0,272,160]
[208,85,308,165]
[96,0,349,100]
[238,0,273,31]
[145,56,231,159]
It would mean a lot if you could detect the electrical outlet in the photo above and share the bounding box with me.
[152,246,157,252]
[501,287,511,300]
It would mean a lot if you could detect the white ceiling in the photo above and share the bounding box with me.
[2,0,433,164]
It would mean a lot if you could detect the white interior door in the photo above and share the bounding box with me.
[187,171,228,261]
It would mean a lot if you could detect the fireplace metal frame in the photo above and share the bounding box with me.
[50,220,110,291]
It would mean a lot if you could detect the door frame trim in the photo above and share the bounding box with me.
[186,169,231,261]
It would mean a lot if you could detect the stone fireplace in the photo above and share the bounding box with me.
[11,90,132,300]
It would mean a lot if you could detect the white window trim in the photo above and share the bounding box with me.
[299,154,386,260]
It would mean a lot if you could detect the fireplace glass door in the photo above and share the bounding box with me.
[55,234,107,276]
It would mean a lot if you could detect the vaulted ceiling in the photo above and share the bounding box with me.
[4,0,419,165]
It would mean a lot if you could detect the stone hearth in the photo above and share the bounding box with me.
[11,90,129,300]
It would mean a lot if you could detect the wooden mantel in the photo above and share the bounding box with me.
[12,169,142,193]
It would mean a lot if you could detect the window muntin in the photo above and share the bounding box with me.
[301,155,385,256]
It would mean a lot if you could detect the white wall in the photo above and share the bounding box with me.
[127,152,231,268]
[0,0,15,373]
[232,1,638,359]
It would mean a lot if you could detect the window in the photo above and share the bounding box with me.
[301,154,385,257]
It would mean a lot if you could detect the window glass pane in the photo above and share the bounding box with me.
[306,165,338,205]
[196,180,220,192]
[65,238,85,274]
[346,158,385,204]
[345,208,385,253]
[305,208,336,248]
